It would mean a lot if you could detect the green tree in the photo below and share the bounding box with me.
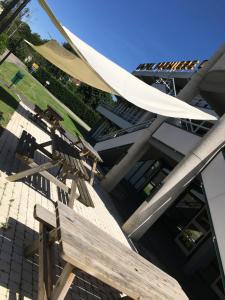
[0,32,8,54]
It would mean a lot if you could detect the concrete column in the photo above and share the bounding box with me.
[101,43,225,193]
[122,112,225,239]
[101,116,166,191]
[137,111,155,123]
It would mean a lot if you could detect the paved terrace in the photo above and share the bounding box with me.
[0,102,131,300]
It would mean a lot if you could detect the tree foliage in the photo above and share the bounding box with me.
[1,2,116,124]
[33,67,101,127]
[0,33,8,54]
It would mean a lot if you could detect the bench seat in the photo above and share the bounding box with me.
[16,130,37,161]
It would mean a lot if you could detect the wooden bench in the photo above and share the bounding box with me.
[52,134,89,181]
[29,105,49,133]
[6,131,69,193]
[29,203,188,300]
[16,130,37,162]
[8,131,94,209]
[32,105,64,134]
[52,135,94,208]
[74,135,103,185]
[34,104,45,116]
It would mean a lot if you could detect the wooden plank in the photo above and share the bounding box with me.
[25,205,57,257]
[34,204,57,228]
[29,162,69,193]
[56,202,188,300]
[6,161,56,182]
[77,136,103,162]
[38,140,52,148]
[50,263,75,300]
[17,130,37,159]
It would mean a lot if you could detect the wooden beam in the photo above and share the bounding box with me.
[68,177,78,208]
[38,223,48,300]
[6,161,56,182]
[89,160,97,186]
[50,263,75,300]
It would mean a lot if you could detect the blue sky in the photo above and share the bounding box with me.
[26,0,225,72]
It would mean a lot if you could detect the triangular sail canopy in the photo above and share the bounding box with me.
[25,40,115,94]
[30,0,216,120]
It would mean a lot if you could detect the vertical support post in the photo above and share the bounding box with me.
[89,159,97,186]
[68,175,78,208]
[38,223,56,299]
[38,223,48,300]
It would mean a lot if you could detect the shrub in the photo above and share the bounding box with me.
[32,67,101,127]
[0,33,8,55]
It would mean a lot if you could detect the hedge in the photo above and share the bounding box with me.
[32,67,101,127]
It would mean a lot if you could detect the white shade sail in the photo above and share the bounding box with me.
[32,0,216,121]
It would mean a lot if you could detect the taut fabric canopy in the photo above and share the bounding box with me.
[30,0,216,120]
[25,40,115,94]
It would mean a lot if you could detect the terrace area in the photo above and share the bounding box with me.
[0,100,131,299]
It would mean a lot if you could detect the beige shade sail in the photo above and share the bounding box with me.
[25,40,115,94]
[32,0,217,121]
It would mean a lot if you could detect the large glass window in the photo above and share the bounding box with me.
[164,189,203,234]
[175,206,210,256]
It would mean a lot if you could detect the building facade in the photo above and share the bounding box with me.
[89,58,225,300]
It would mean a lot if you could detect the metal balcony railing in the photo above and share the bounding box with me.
[96,115,214,144]
[168,119,214,137]
[96,119,155,142]
[98,103,144,125]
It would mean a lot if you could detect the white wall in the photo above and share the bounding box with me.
[202,152,225,276]
[152,123,201,155]
[94,129,143,152]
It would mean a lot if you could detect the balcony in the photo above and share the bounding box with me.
[97,103,145,129]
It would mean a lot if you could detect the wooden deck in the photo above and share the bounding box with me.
[0,102,130,299]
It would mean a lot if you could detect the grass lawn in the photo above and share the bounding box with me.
[0,83,20,127]
[0,61,85,135]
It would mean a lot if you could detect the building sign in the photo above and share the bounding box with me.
[136,60,207,72]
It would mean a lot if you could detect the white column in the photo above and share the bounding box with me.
[122,112,225,240]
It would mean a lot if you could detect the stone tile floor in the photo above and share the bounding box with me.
[0,102,130,299]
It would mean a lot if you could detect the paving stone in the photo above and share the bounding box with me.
[0,102,129,299]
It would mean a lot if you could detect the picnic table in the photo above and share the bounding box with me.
[33,105,64,133]
[74,135,103,185]
[7,130,94,208]
[26,202,188,300]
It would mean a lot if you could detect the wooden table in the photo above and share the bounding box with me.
[52,134,93,207]
[34,201,188,300]
[34,105,64,133]
[7,131,94,208]
[74,135,103,185]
